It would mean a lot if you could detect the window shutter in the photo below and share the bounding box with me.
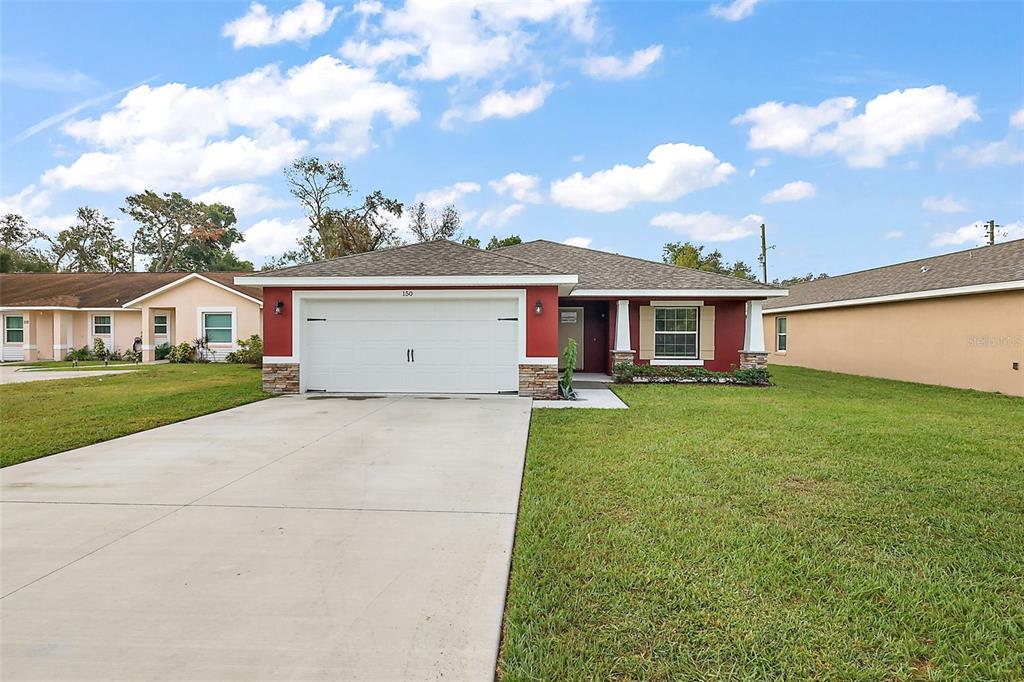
[638,306,654,360]
[699,305,715,360]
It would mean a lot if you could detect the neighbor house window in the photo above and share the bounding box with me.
[154,315,168,335]
[776,316,787,352]
[203,312,233,344]
[654,307,698,359]
[4,316,24,344]
[93,315,112,336]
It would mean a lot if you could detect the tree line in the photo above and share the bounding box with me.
[662,241,828,286]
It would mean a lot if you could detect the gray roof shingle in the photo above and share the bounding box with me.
[255,239,566,277]
[764,238,1024,310]
[495,240,780,291]
[0,272,262,308]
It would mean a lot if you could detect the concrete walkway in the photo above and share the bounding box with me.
[0,365,134,384]
[0,394,531,681]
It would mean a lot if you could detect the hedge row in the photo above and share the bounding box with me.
[612,362,772,386]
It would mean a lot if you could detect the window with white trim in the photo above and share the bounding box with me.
[154,315,168,335]
[654,307,698,359]
[203,312,233,344]
[93,315,112,336]
[776,316,787,352]
[5,316,24,343]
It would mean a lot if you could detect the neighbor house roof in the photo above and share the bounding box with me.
[236,239,577,285]
[495,240,784,294]
[0,272,263,309]
[764,239,1024,312]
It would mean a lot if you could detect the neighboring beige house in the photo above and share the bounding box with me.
[0,272,262,363]
[763,239,1024,397]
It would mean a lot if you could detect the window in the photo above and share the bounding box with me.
[203,312,233,344]
[654,307,698,359]
[776,316,787,352]
[4,316,24,344]
[93,315,112,336]
[154,315,168,335]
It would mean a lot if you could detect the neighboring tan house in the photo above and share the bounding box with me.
[0,272,263,363]
[235,239,788,397]
[762,239,1024,396]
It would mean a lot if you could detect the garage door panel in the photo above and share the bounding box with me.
[302,297,519,394]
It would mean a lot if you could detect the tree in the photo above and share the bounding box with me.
[0,213,52,272]
[176,203,253,271]
[662,241,758,282]
[408,202,461,242]
[45,208,130,272]
[122,191,215,271]
[278,157,403,264]
[773,272,829,286]
[461,234,522,250]
[462,236,481,249]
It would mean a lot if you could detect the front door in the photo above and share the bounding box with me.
[558,307,584,370]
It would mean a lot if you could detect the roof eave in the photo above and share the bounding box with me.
[234,274,579,287]
[568,287,789,298]
[764,280,1024,313]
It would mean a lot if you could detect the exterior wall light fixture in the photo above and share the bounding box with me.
[274,300,285,315]
[534,299,543,315]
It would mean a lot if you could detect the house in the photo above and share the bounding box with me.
[0,272,263,363]
[762,239,1024,396]
[235,239,787,397]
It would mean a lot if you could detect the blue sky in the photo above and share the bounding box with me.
[2,0,1022,276]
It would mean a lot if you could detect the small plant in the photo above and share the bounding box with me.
[226,335,263,366]
[92,337,108,360]
[122,348,142,363]
[64,345,93,362]
[166,341,196,363]
[154,343,171,361]
[560,338,578,399]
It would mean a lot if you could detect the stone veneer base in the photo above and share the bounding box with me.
[611,350,635,367]
[518,364,559,399]
[738,351,769,369]
[263,363,300,394]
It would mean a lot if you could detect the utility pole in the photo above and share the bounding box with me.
[757,223,774,283]
[984,219,999,246]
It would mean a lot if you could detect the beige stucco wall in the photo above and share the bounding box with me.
[763,290,1024,396]
[138,277,262,352]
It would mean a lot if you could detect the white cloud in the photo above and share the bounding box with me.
[351,0,595,81]
[734,86,979,167]
[884,230,904,239]
[762,180,816,203]
[477,204,525,229]
[42,56,417,191]
[562,236,592,248]
[489,173,543,203]
[0,57,99,93]
[571,154,585,163]
[442,83,554,127]
[651,211,763,242]
[223,0,341,48]
[922,195,966,214]
[236,217,307,261]
[930,220,1024,248]
[581,45,663,80]
[193,183,289,217]
[0,185,74,237]
[710,0,760,21]
[414,181,481,209]
[1011,108,1024,129]
[339,38,419,67]
[550,142,735,212]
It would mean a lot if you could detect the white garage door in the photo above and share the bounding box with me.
[301,297,519,394]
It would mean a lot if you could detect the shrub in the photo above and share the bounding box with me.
[560,338,577,399]
[612,362,772,386]
[92,337,107,360]
[166,341,196,363]
[64,345,93,362]
[226,335,263,366]
[154,343,171,361]
[121,348,141,363]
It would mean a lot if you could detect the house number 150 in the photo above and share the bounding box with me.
[402,291,414,297]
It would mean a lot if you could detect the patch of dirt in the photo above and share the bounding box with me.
[778,476,818,492]
[910,656,936,679]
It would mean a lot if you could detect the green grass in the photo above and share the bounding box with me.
[1,363,270,467]
[500,366,1024,680]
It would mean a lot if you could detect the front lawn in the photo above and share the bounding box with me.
[1,363,270,467]
[501,366,1024,680]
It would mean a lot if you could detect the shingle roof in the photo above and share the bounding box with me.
[764,239,1024,310]
[254,239,567,277]
[494,240,780,291]
[0,272,262,308]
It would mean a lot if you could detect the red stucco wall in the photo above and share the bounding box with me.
[623,298,748,372]
[260,286,561,359]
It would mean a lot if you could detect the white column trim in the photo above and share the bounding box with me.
[743,300,766,353]
[614,299,632,352]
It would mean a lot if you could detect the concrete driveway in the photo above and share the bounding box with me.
[0,394,531,681]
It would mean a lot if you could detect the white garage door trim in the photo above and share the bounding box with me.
[291,289,527,394]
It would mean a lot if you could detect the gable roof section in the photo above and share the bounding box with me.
[0,272,263,309]
[495,240,784,294]
[764,239,1024,312]
[236,239,577,285]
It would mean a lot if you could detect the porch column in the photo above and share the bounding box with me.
[740,300,768,369]
[140,306,153,362]
[52,312,68,360]
[22,313,38,362]
[612,299,635,366]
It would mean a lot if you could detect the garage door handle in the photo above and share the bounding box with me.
[411,349,415,363]
[406,349,410,362]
